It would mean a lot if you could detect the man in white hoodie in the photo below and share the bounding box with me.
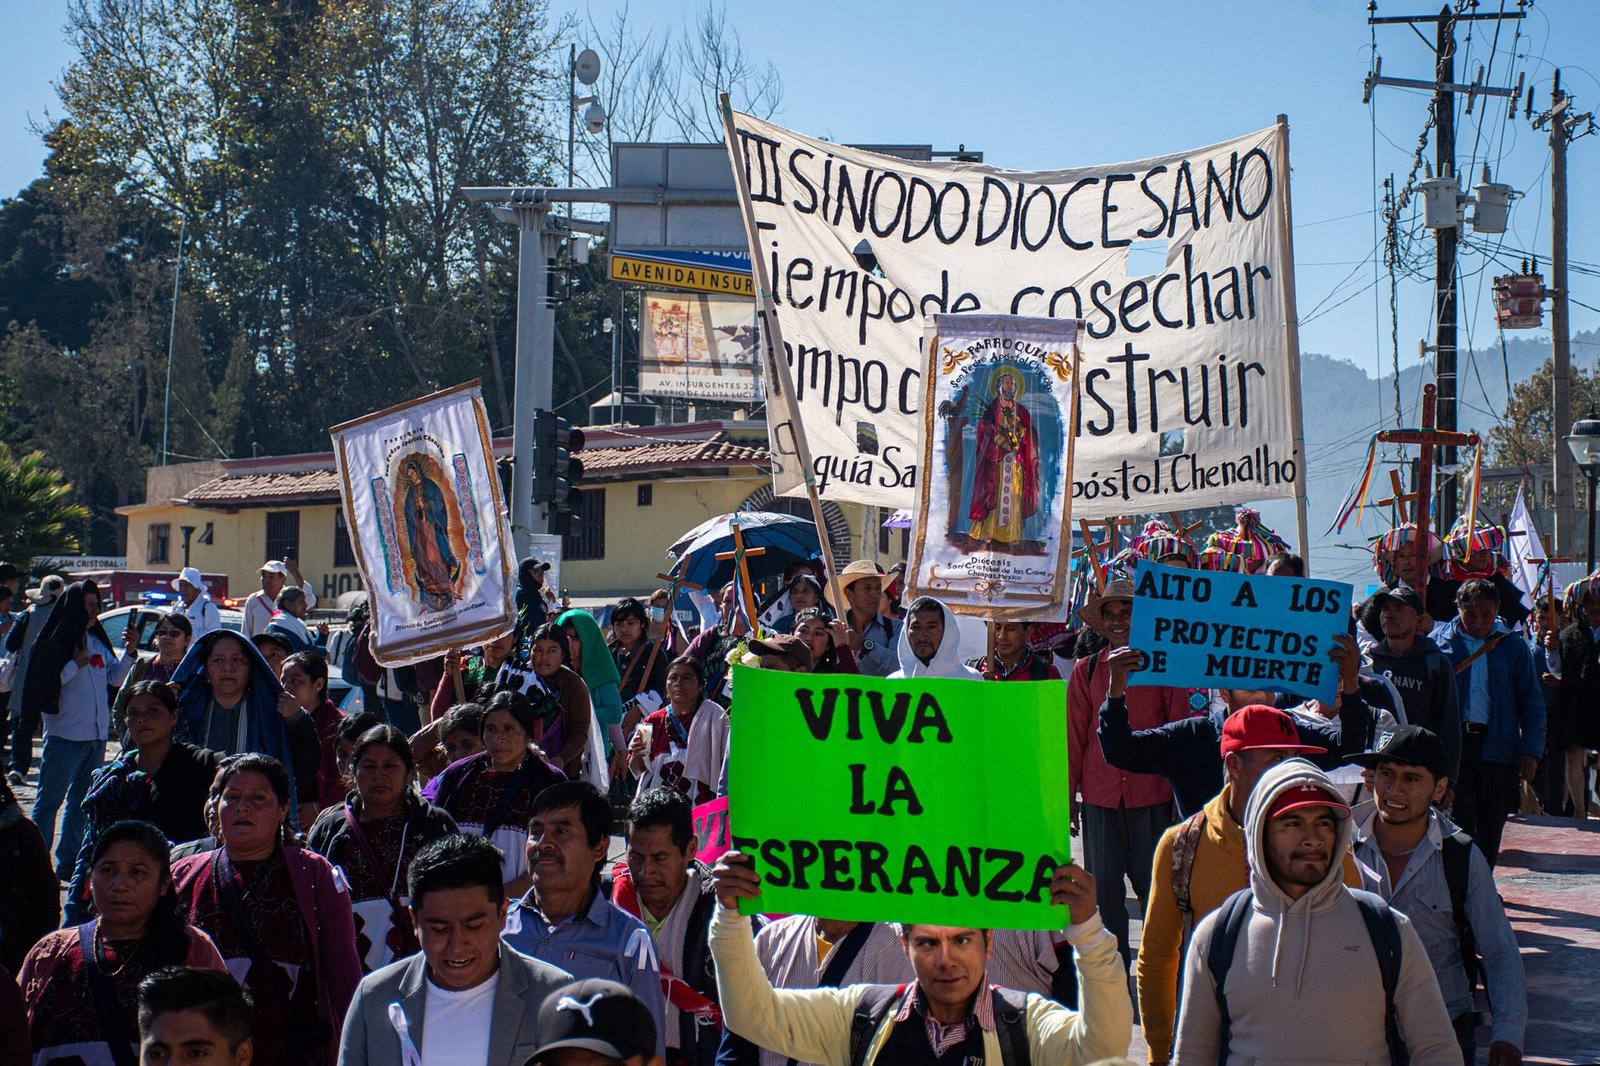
[887,596,981,680]
[1173,759,1458,1066]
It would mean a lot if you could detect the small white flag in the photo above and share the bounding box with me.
[1507,486,1547,609]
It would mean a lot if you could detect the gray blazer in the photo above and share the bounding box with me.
[337,945,573,1066]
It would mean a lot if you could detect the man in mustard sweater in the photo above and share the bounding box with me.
[1137,705,1363,1064]
[706,851,1133,1065]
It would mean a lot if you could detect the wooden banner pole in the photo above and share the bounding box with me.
[1276,114,1313,567]
[720,94,846,612]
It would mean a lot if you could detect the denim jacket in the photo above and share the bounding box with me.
[1352,807,1527,1047]
[1435,619,1544,763]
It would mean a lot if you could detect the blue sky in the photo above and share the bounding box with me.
[6,0,1598,397]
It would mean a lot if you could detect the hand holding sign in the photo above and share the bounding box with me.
[1329,633,1361,696]
[1104,647,1148,700]
[1049,863,1099,926]
[710,851,762,911]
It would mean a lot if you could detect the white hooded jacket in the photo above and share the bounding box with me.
[1172,760,1458,1066]
[888,597,981,680]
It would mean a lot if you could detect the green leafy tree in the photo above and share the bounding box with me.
[0,443,91,562]
[1484,356,1600,516]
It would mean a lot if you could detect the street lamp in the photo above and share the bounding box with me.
[1564,417,1600,570]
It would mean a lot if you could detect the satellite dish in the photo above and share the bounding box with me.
[574,48,602,86]
[584,101,608,135]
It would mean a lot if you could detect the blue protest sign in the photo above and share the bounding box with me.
[1126,559,1351,703]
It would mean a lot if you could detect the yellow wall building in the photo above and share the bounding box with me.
[118,421,906,607]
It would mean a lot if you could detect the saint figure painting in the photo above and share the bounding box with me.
[394,453,465,612]
[966,366,1041,549]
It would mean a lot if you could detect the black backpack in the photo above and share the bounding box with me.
[1441,831,1479,990]
[847,983,1032,1066]
[1205,887,1407,1066]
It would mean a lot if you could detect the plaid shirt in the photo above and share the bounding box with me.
[891,978,997,1055]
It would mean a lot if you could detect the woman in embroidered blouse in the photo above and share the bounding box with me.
[626,655,729,805]
[420,688,566,897]
[171,754,359,1066]
[19,820,225,1066]
[306,725,457,973]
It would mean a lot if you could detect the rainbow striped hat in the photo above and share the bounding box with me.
[1199,507,1290,574]
[1443,516,1506,564]
[1131,520,1198,567]
[1562,570,1600,606]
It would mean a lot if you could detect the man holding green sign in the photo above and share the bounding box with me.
[724,664,1072,928]
[708,664,1133,1064]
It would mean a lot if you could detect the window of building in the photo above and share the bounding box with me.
[563,489,606,561]
[636,484,653,507]
[265,510,301,562]
[334,509,356,567]
[147,523,171,565]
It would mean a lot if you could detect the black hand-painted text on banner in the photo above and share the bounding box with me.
[723,113,1304,516]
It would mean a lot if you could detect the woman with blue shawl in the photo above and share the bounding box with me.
[169,629,322,827]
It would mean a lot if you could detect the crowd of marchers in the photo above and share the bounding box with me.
[0,502,1591,1065]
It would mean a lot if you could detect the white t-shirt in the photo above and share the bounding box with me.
[419,973,498,1066]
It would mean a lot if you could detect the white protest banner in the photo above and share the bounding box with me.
[907,314,1080,619]
[722,111,1307,523]
[639,291,760,401]
[331,382,515,666]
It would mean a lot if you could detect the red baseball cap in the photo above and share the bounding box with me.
[1266,784,1351,821]
[1220,705,1328,757]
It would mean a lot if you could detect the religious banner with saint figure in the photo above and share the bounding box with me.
[906,314,1081,619]
[331,381,515,665]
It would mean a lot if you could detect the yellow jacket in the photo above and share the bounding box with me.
[1137,785,1361,1063]
[709,905,1132,1065]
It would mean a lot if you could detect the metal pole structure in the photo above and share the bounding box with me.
[567,43,576,215]
[613,286,624,424]
[1275,114,1312,568]
[1550,70,1577,557]
[1589,470,1598,572]
[161,216,187,465]
[1434,5,1460,534]
[505,197,561,558]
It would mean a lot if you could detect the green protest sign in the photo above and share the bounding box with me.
[727,664,1072,931]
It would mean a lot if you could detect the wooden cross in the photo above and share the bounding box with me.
[1375,383,1480,604]
[1166,512,1206,542]
[714,519,766,635]
[652,567,704,660]
[1376,469,1425,524]
[1076,518,1125,592]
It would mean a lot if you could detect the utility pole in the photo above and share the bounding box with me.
[1433,8,1458,531]
[1366,2,1524,531]
[1534,70,1596,557]
[461,183,737,557]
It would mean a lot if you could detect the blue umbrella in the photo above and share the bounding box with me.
[666,510,821,591]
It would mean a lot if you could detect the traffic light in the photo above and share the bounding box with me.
[533,410,586,535]
[532,410,561,504]
[1493,272,1544,330]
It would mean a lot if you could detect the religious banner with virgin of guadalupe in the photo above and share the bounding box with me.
[331,381,516,665]
[907,315,1081,619]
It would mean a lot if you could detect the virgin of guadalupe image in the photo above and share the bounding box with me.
[966,366,1040,552]
[395,455,462,612]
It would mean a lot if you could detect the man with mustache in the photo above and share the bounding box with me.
[502,781,667,1059]
[1174,760,1459,1066]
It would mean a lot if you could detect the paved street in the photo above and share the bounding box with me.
[1494,816,1600,1065]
